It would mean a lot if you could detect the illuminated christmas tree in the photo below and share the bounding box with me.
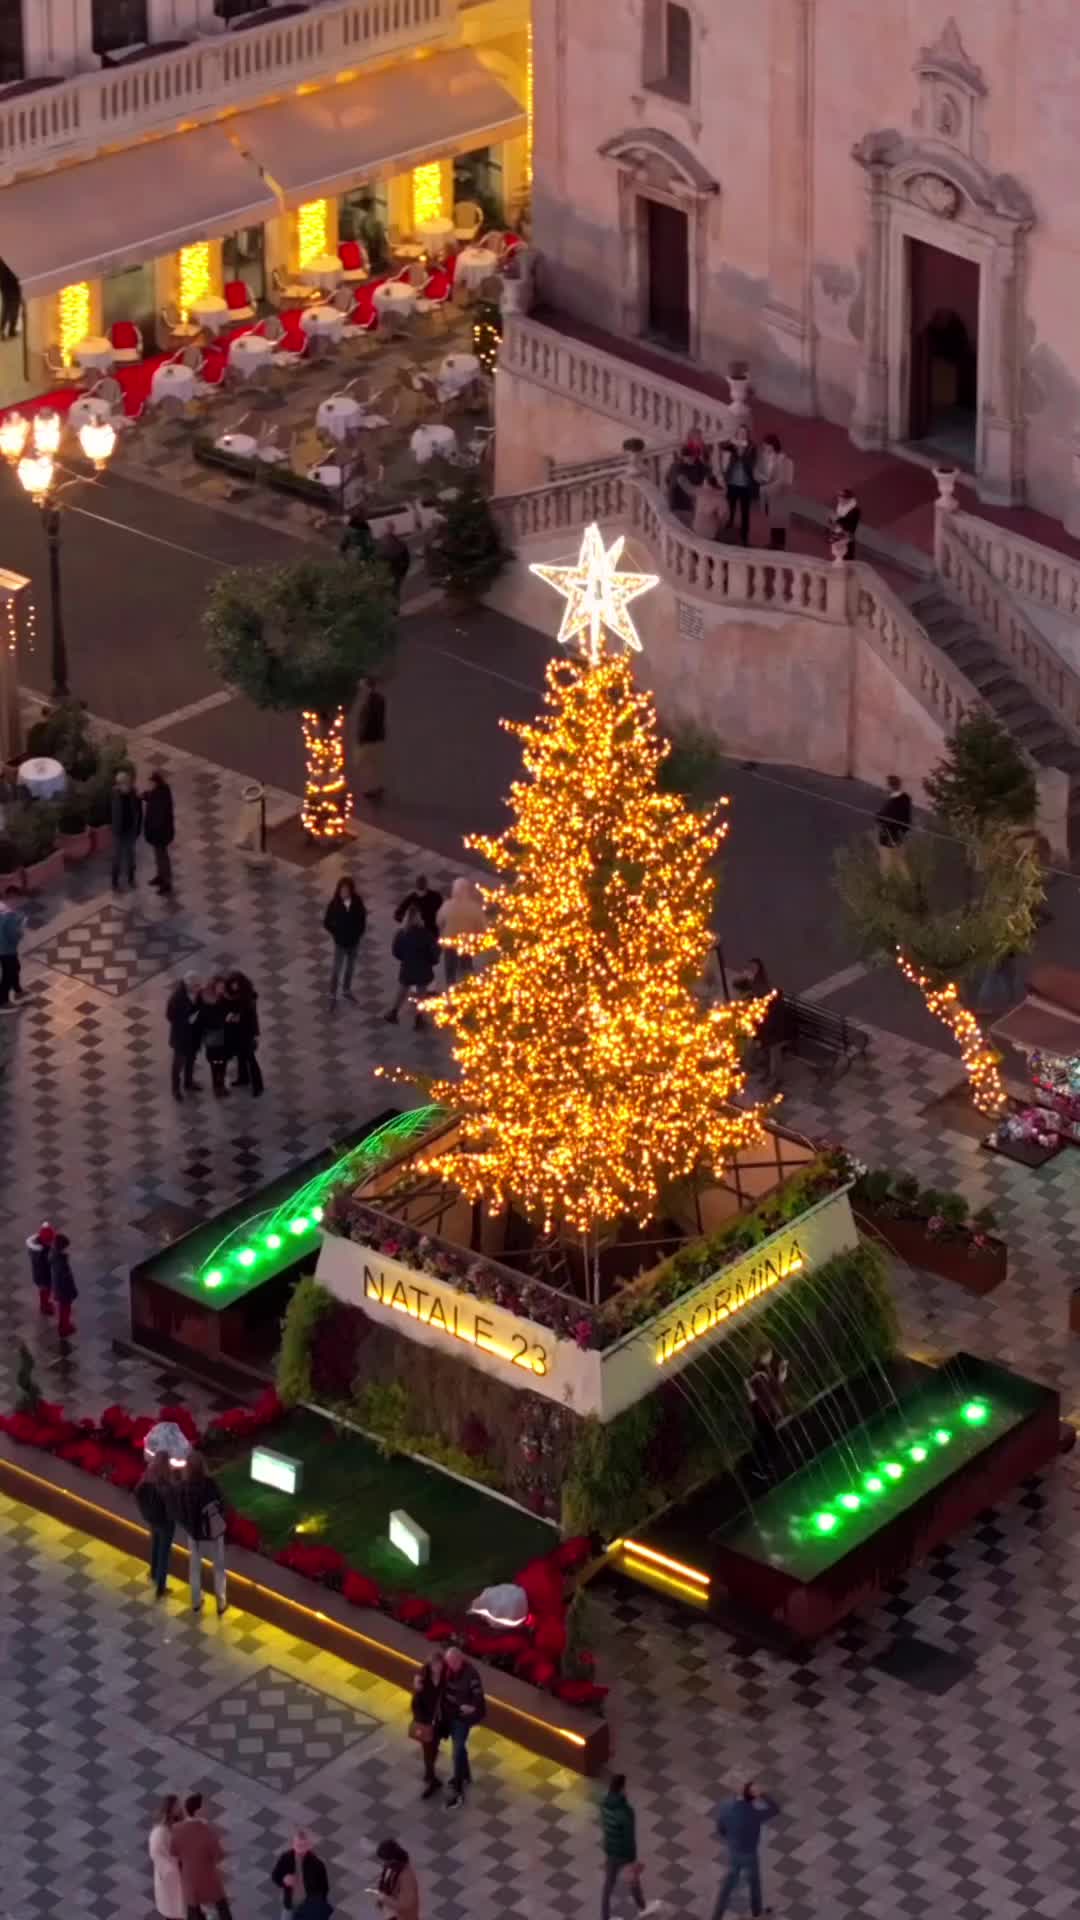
[398,524,769,1247]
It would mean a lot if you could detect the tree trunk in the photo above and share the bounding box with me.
[301,707,351,841]
[896,951,1006,1116]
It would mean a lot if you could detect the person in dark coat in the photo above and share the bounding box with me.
[441,1645,485,1806]
[143,770,176,894]
[600,1774,647,1920]
[384,908,439,1030]
[271,1831,330,1920]
[875,773,912,875]
[49,1231,78,1339]
[223,971,263,1095]
[379,529,411,607]
[664,435,710,516]
[720,425,760,547]
[166,973,202,1100]
[829,486,861,558]
[354,676,387,802]
[136,1450,175,1597]
[110,769,143,891]
[26,1221,55,1317]
[713,1781,781,1918]
[755,988,786,1090]
[410,1651,448,1797]
[340,510,376,559]
[0,257,21,339]
[323,877,367,1006]
[393,875,442,937]
[167,1451,228,1615]
[198,976,229,1097]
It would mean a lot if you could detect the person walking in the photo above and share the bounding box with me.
[830,486,861,558]
[0,256,22,339]
[600,1773,649,1920]
[384,907,439,1030]
[324,877,367,1006]
[436,877,485,987]
[373,1840,419,1920]
[0,884,26,1011]
[340,510,376,559]
[379,528,411,607]
[875,773,912,875]
[170,1452,228,1615]
[410,1650,448,1798]
[272,1830,330,1920]
[758,434,795,550]
[442,1644,485,1807]
[394,875,443,938]
[26,1221,55,1317]
[144,770,176,895]
[148,1795,186,1920]
[720,425,759,547]
[49,1231,78,1339]
[223,971,263,1095]
[110,768,143,891]
[354,676,387,802]
[136,1449,176,1597]
[198,977,229,1098]
[171,1793,232,1920]
[167,974,203,1101]
[712,1781,780,1920]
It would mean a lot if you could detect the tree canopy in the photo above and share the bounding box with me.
[204,554,397,715]
[923,709,1037,832]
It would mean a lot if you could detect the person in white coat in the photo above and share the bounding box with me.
[149,1795,186,1920]
[436,877,486,987]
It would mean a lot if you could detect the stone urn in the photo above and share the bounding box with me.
[727,364,752,430]
[830,533,851,566]
[933,465,959,511]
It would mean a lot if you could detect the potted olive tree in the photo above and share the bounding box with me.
[56,785,92,862]
[9,800,62,893]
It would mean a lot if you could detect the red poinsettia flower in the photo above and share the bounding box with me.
[342,1569,381,1608]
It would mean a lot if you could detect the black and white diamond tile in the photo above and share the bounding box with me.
[33,901,203,996]
[170,1668,381,1789]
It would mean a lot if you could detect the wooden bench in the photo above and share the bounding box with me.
[778,995,870,1082]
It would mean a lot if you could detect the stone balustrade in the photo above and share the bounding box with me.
[853,569,977,741]
[500,311,737,445]
[0,0,454,175]
[936,511,1080,739]
[942,507,1080,625]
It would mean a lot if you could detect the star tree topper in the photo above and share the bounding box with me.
[530,522,659,665]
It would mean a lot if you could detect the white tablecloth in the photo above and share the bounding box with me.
[373,281,418,316]
[300,306,346,339]
[416,216,455,256]
[438,352,481,397]
[455,246,497,291]
[216,430,257,458]
[229,334,274,377]
[152,362,197,402]
[411,423,457,464]
[72,337,114,371]
[317,394,364,441]
[188,294,229,333]
[18,756,66,800]
[69,394,116,431]
[310,461,344,491]
[298,256,342,288]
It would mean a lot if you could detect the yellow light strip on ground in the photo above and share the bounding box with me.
[621,1539,711,1588]
[622,1555,712,1604]
[58,282,90,367]
[412,161,443,223]
[297,199,328,267]
[178,242,210,321]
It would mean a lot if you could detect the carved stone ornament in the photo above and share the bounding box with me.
[597,126,720,197]
[917,17,986,98]
[910,172,961,217]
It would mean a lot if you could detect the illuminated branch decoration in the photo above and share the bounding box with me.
[301,707,351,840]
[178,243,211,322]
[297,199,329,268]
[897,954,1006,1116]
[412,161,443,224]
[390,523,769,1238]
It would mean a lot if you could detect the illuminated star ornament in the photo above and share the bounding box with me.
[531,522,658,665]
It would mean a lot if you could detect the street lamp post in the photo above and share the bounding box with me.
[0,407,118,699]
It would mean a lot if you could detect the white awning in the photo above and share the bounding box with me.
[1,123,276,298]
[233,47,525,207]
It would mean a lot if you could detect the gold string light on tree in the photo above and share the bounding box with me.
[389,523,770,1238]
[897,953,1007,1117]
[301,708,351,839]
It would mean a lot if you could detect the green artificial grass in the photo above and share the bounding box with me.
[215,1409,554,1608]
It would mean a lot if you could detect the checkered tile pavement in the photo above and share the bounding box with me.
[6,730,1080,1920]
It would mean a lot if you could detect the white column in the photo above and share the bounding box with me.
[977,232,1026,508]
[760,0,817,414]
[850,168,889,450]
[23,0,93,76]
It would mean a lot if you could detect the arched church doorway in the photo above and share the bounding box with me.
[906,238,979,465]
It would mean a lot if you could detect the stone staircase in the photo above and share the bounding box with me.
[905,579,1080,844]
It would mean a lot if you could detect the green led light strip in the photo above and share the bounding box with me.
[806,1398,991,1536]
[198,1104,445,1292]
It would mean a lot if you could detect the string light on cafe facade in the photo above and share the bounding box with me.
[57,282,90,369]
[297,199,329,269]
[411,160,443,224]
[300,707,351,839]
[178,242,211,322]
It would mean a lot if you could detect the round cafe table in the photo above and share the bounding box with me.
[72,337,114,372]
[416,215,455,257]
[229,333,275,379]
[215,430,257,458]
[187,294,229,335]
[151,362,196,403]
[316,393,364,441]
[373,280,417,319]
[300,305,345,341]
[69,393,116,431]
[454,245,497,292]
[411,422,457,465]
[297,255,342,289]
[438,351,481,398]
[18,756,66,800]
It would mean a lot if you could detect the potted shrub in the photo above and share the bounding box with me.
[426,476,513,604]
[0,833,22,888]
[11,801,62,893]
[25,699,98,781]
[851,1166,1006,1295]
[56,786,92,863]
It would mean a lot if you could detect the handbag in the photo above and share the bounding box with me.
[203,1496,227,1541]
[408,1719,435,1743]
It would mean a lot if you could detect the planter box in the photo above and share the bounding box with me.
[856,1207,1007,1296]
[58,826,92,863]
[89,823,112,855]
[22,847,64,893]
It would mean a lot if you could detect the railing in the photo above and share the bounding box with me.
[0,0,455,174]
[501,311,737,444]
[944,508,1080,624]
[547,440,681,483]
[936,511,1080,740]
[853,568,978,740]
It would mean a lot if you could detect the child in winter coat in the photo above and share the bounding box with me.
[26,1222,55,1317]
[49,1232,78,1338]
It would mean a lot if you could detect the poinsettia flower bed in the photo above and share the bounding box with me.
[0,1388,608,1713]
